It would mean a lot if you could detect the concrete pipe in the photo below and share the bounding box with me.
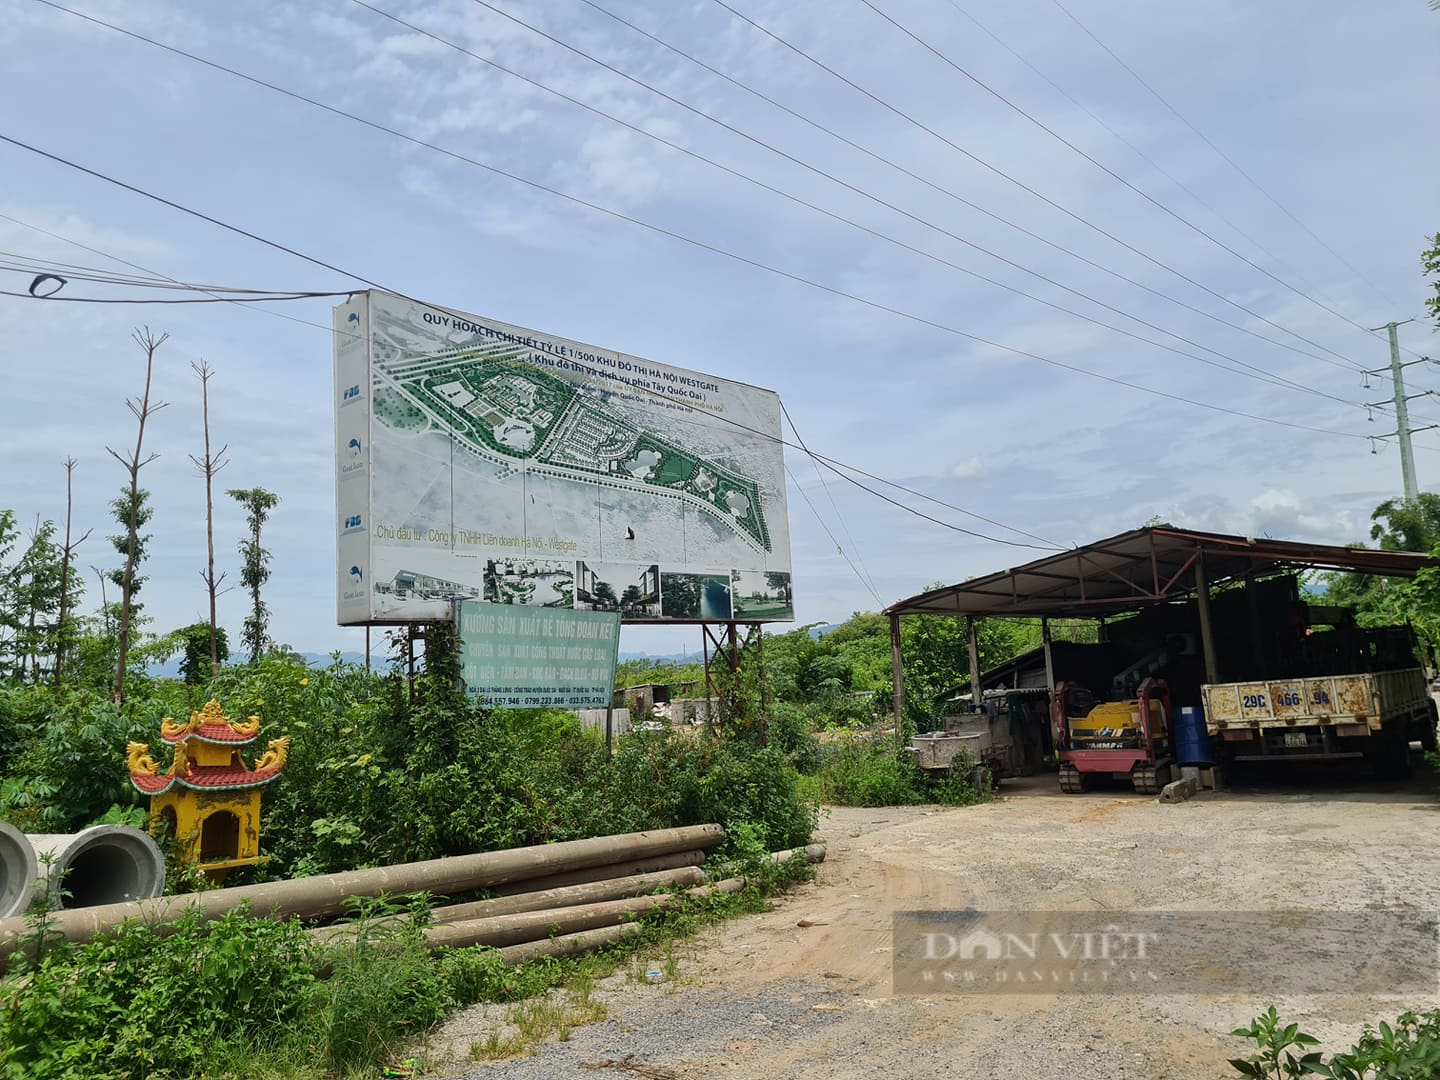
[309,865,708,944]
[488,849,709,897]
[497,922,642,966]
[26,826,166,910]
[0,821,38,918]
[418,875,748,952]
[0,822,723,960]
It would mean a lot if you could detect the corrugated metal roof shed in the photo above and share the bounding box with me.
[884,526,1436,620]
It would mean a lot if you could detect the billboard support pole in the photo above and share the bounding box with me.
[365,626,371,675]
[700,622,770,741]
[407,625,417,704]
[604,700,614,757]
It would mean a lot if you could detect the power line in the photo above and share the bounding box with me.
[0,211,358,340]
[709,0,1366,373]
[577,0,1356,374]
[1048,0,1407,318]
[783,462,884,607]
[337,0,1364,413]
[4,3,1393,445]
[29,0,1382,426]
[0,138,1074,550]
[854,0,1379,365]
[781,401,884,599]
[0,124,1374,446]
[939,0,1342,317]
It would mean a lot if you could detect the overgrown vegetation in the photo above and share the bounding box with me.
[1229,1005,1440,1079]
[0,323,1018,1076]
[0,839,812,1079]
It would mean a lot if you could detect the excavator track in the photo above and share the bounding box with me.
[1131,762,1172,795]
[1058,764,1088,794]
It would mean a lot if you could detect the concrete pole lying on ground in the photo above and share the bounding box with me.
[414,876,748,953]
[0,823,724,960]
[703,843,826,883]
[0,822,37,918]
[487,849,709,896]
[497,922,641,965]
[308,866,708,944]
[27,826,166,909]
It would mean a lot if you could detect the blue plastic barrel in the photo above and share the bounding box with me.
[1174,705,1213,765]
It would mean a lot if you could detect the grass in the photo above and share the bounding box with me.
[467,982,609,1061]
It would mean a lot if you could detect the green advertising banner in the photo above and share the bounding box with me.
[454,600,620,709]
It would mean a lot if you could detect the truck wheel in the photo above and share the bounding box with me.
[1424,702,1439,754]
[1368,735,1413,780]
[971,763,990,791]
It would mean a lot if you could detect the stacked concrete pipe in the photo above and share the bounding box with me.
[26,826,166,910]
[0,822,724,962]
[0,821,38,918]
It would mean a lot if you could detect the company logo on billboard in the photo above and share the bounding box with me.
[341,384,363,407]
[342,563,366,606]
[341,436,365,477]
[342,513,364,535]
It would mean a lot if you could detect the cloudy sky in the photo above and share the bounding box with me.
[2,0,1437,659]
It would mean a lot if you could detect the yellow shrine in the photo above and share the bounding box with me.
[127,700,288,882]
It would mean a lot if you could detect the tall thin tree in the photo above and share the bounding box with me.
[189,361,228,678]
[227,486,280,663]
[106,327,169,705]
[53,457,92,687]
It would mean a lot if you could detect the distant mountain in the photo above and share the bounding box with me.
[148,651,368,678]
[619,651,701,664]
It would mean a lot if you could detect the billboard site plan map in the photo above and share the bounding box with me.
[334,290,793,625]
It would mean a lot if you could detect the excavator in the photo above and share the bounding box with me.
[1052,677,1174,794]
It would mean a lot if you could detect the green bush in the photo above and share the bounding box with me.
[0,684,153,832]
[0,905,318,1080]
[1229,1005,1440,1078]
[313,900,453,1072]
[801,733,985,808]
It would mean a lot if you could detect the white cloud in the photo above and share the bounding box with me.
[948,457,985,481]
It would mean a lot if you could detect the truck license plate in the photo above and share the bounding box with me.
[1284,732,1308,747]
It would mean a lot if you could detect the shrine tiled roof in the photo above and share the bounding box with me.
[131,764,284,796]
[160,722,257,746]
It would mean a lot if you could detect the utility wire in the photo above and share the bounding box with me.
[577,0,1355,375]
[940,0,1339,316]
[11,7,1408,445]
[0,288,341,304]
[854,0,1377,366]
[1049,0,1408,319]
[780,401,884,599]
[0,137,1074,548]
[5,13,1389,457]
[784,462,884,607]
[709,0,1364,372]
[0,249,337,296]
[340,0,1362,413]
[0,211,359,340]
[0,123,1373,446]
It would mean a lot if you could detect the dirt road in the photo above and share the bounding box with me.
[437,769,1440,1078]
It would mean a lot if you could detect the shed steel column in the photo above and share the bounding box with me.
[1195,553,1220,683]
[966,616,982,709]
[890,613,906,753]
[1041,618,1055,690]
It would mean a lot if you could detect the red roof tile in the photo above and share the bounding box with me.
[161,723,258,746]
[129,765,283,796]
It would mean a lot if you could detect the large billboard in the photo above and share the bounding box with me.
[334,290,792,625]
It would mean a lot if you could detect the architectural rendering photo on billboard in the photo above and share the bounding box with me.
[334,290,792,625]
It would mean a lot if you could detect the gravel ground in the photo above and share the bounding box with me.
[427,763,1440,1079]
